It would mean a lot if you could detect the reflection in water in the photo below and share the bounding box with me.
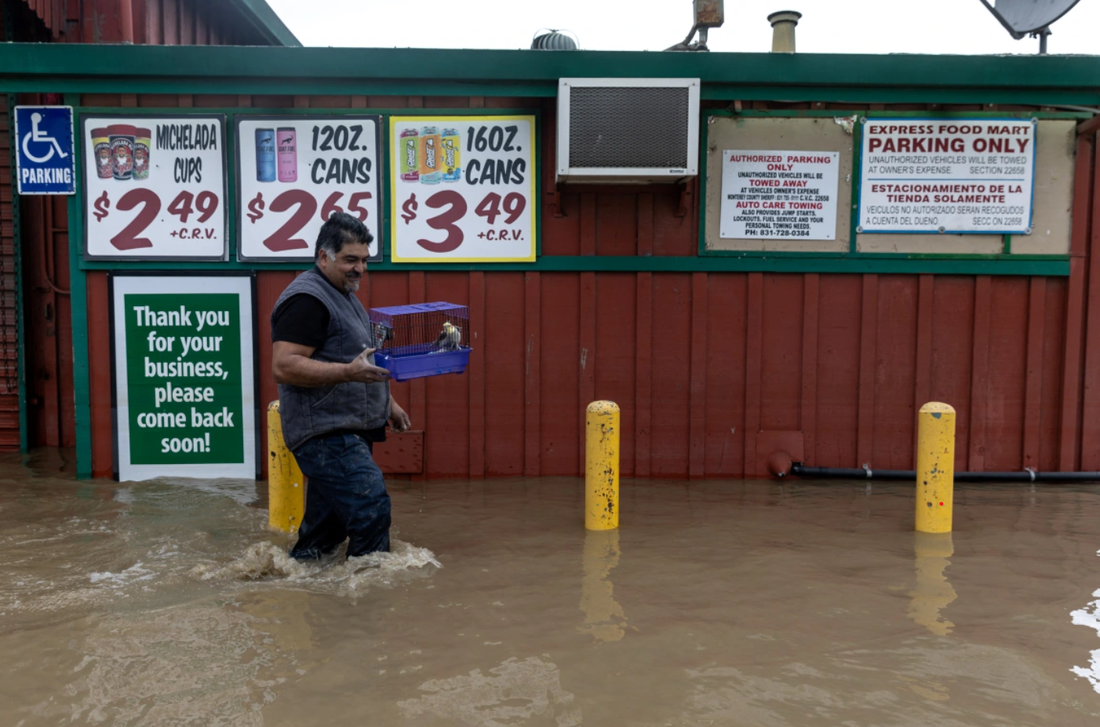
[908,532,957,636]
[578,528,627,643]
[397,655,582,727]
[1070,550,1100,693]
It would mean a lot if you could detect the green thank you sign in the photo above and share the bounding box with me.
[111,274,257,481]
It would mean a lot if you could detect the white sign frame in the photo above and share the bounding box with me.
[235,114,382,262]
[110,274,257,482]
[81,114,228,260]
[858,116,1037,235]
[719,149,840,241]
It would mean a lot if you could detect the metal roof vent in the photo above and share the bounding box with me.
[768,10,801,53]
[531,29,579,50]
[667,0,725,51]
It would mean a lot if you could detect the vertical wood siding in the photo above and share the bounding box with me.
[8,0,285,453]
[0,87,19,448]
[17,0,275,45]
[48,91,1100,480]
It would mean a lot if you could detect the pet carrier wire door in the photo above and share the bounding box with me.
[368,302,471,381]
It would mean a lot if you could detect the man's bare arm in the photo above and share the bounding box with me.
[272,341,390,387]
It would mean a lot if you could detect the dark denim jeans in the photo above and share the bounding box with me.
[290,433,391,560]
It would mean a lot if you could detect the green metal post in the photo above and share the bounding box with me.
[65,93,91,477]
[850,116,864,254]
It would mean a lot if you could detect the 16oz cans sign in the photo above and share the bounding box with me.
[859,117,1036,234]
[236,115,381,261]
[82,115,227,260]
[390,115,536,262]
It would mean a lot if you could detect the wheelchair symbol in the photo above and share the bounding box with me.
[21,112,69,164]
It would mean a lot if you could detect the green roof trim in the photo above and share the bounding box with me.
[229,0,301,47]
[1,43,1099,104]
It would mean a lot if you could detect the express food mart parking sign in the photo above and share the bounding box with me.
[111,274,257,481]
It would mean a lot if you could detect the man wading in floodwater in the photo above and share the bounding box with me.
[271,212,411,560]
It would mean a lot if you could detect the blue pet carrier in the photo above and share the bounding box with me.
[368,302,471,382]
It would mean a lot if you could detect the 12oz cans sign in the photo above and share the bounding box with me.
[859,118,1036,234]
[390,115,536,262]
[720,150,839,240]
[82,115,227,259]
[236,115,381,261]
[111,274,257,482]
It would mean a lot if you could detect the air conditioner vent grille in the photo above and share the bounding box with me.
[567,86,691,169]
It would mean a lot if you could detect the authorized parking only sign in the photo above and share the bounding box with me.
[14,106,75,195]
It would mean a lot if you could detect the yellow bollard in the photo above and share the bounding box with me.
[916,402,955,533]
[585,401,620,530]
[267,401,304,534]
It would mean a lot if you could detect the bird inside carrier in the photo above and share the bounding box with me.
[368,302,471,381]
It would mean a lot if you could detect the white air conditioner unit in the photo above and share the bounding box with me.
[556,78,700,184]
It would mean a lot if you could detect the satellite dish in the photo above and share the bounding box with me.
[978,0,1082,39]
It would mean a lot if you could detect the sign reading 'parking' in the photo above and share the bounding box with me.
[14,106,75,195]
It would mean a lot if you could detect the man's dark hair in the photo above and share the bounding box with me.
[316,212,374,260]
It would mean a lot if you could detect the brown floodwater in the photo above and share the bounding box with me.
[2,448,1100,726]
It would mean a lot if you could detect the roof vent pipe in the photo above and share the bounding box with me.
[768,10,801,53]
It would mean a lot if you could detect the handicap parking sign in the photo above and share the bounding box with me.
[14,106,75,195]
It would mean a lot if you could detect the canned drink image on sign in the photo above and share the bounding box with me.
[109,124,136,180]
[418,126,442,184]
[441,128,461,183]
[234,115,383,262]
[82,114,229,261]
[388,114,537,263]
[400,128,420,182]
[133,127,151,181]
[91,127,112,180]
[277,127,297,183]
[255,128,276,182]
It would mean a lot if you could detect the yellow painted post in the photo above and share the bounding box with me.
[916,402,955,533]
[268,401,304,534]
[585,401,620,530]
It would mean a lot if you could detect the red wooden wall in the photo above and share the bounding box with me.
[78,94,1100,480]
[18,0,267,44]
[6,0,286,451]
[0,89,18,450]
[0,5,48,450]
